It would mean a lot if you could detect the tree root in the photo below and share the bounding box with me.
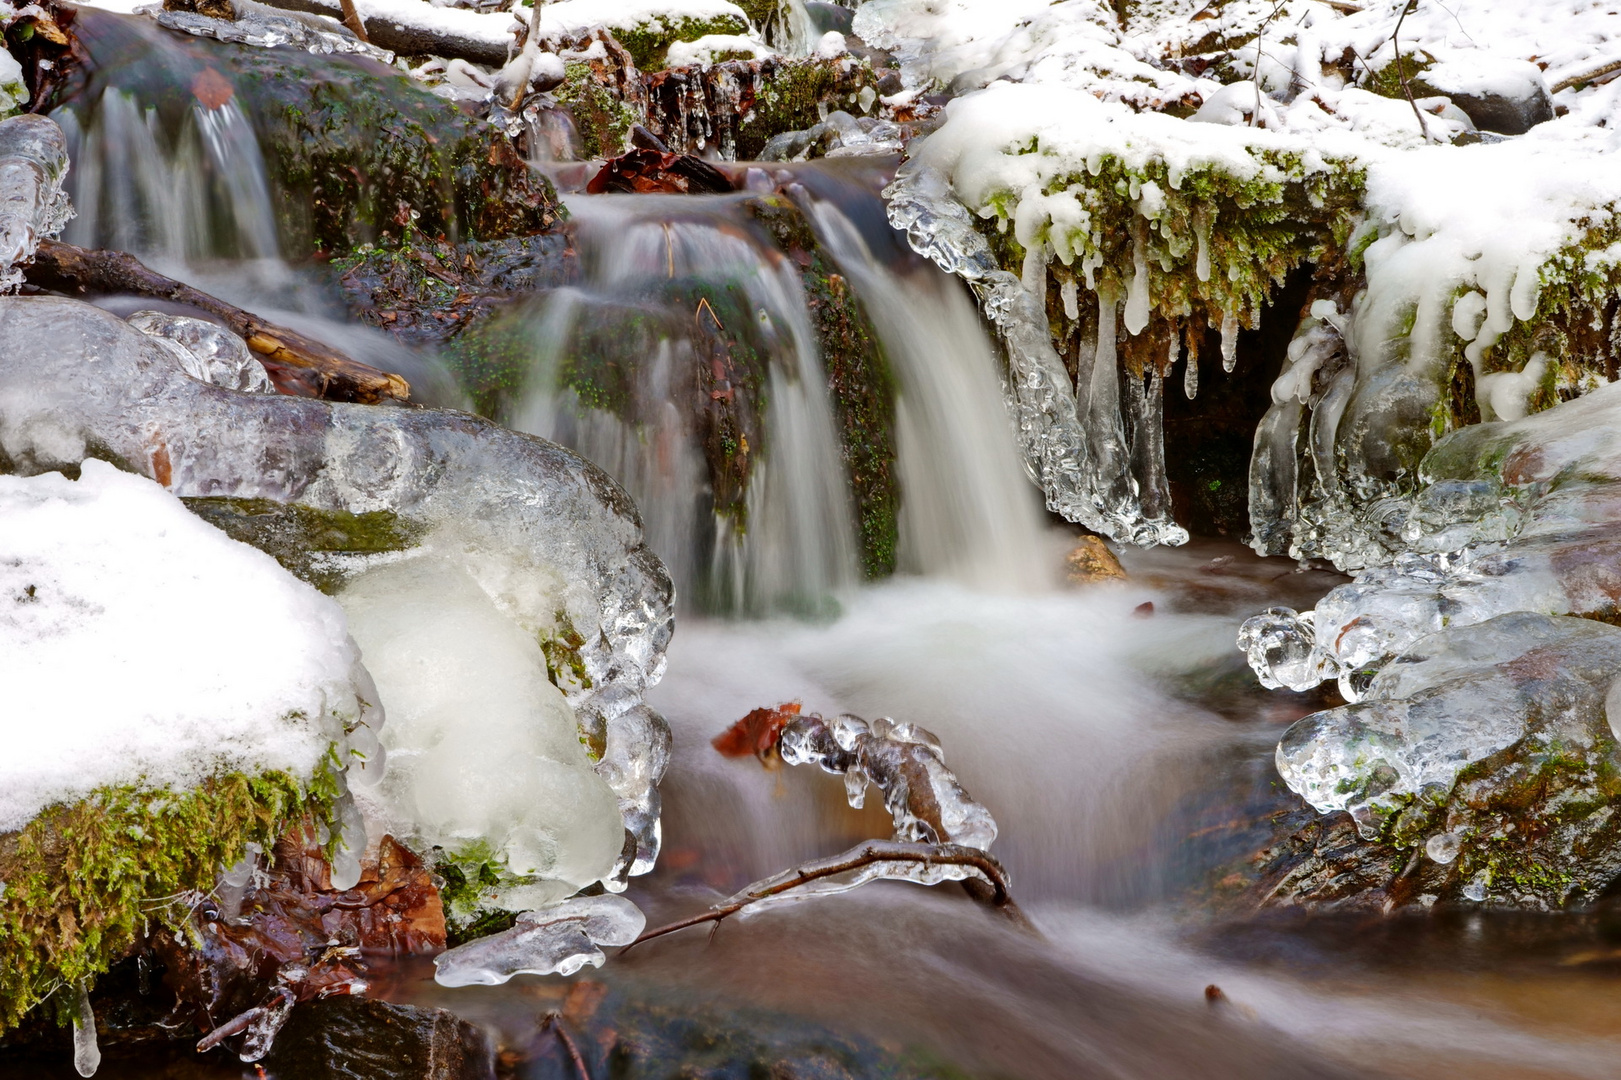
[25,239,411,404]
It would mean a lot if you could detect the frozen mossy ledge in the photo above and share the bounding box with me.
[0,464,379,1033]
[0,294,675,935]
[540,0,751,71]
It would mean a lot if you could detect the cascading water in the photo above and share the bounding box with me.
[18,9,1621,1077]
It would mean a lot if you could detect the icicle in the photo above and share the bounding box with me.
[1060,275,1079,321]
[1128,365,1173,525]
[72,981,100,1077]
[1194,206,1211,284]
[1123,217,1151,335]
[1181,330,1198,400]
[1220,309,1239,373]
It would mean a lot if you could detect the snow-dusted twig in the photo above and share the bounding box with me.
[1550,57,1621,95]
[1391,0,1434,143]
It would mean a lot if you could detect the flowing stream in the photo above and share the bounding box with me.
[38,50,1621,1079]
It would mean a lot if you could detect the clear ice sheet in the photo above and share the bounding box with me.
[432,894,646,986]
[1276,612,1621,839]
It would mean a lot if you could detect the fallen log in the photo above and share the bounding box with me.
[254,0,516,65]
[26,239,412,404]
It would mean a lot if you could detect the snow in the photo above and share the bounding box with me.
[527,0,749,42]
[0,42,25,117]
[0,461,372,832]
[665,32,772,67]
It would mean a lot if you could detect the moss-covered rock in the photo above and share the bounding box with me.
[0,769,340,1034]
[59,8,563,255]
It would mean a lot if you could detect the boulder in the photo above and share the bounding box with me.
[262,998,494,1080]
[1411,57,1554,135]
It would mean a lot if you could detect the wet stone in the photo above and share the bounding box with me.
[261,998,494,1080]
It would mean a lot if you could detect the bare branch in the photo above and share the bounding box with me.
[625,841,1024,951]
[1391,0,1435,143]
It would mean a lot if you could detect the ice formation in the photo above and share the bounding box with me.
[432,894,645,986]
[1243,380,1621,700]
[0,461,382,833]
[718,704,999,851]
[0,113,71,291]
[0,293,675,900]
[339,558,627,910]
[1276,612,1621,840]
[71,981,98,1078]
[864,0,1621,551]
[126,311,276,394]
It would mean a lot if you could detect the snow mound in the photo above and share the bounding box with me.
[0,461,377,832]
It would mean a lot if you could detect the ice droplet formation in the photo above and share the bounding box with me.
[71,981,99,1078]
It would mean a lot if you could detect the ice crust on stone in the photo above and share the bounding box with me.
[0,294,675,886]
[339,558,627,907]
[1276,612,1621,840]
[432,894,646,986]
[0,461,382,832]
[1243,381,1621,699]
[777,709,998,851]
[0,114,71,291]
[126,311,275,394]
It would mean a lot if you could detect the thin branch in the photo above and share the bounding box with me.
[541,1012,591,1079]
[624,841,1022,952]
[335,0,369,42]
[1391,0,1434,143]
[1550,57,1621,95]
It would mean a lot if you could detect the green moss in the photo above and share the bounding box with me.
[986,146,1366,353]
[430,841,526,944]
[182,497,421,593]
[540,608,594,702]
[1362,52,1437,100]
[611,12,750,71]
[735,57,879,160]
[555,60,643,158]
[0,768,341,1034]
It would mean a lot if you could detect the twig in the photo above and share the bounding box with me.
[623,840,1022,952]
[25,239,411,404]
[1391,0,1434,143]
[336,0,368,42]
[1550,57,1621,95]
[541,1011,591,1079]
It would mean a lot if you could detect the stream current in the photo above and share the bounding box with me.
[34,35,1621,1077]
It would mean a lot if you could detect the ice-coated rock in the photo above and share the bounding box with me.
[0,294,675,883]
[432,894,646,986]
[0,113,71,291]
[1278,613,1621,839]
[1242,381,1621,697]
[339,558,626,908]
[1267,612,1621,908]
[126,311,274,393]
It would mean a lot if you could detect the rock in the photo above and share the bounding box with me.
[1066,535,1126,582]
[1411,57,1554,135]
[163,0,239,21]
[1250,613,1621,911]
[262,998,494,1080]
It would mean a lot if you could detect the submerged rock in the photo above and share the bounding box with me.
[262,997,494,1080]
